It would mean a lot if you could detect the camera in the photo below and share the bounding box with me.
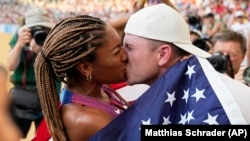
[207,52,232,74]
[30,26,50,46]
[243,66,250,83]
[207,52,228,73]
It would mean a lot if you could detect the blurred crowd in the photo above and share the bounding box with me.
[0,0,136,25]
[1,0,250,36]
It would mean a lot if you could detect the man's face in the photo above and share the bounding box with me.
[122,34,159,85]
[213,40,245,74]
[29,38,42,54]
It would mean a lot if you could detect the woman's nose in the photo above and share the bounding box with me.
[120,48,128,62]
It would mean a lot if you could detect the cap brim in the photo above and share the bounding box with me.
[20,22,54,30]
[174,43,211,58]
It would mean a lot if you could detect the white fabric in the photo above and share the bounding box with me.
[198,57,250,124]
[230,22,250,66]
[117,84,149,102]
[124,4,211,58]
[220,73,250,123]
[235,10,244,17]
[231,22,250,38]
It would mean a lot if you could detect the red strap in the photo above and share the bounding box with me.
[21,50,33,89]
[109,82,127,90]
[31,118,50,141]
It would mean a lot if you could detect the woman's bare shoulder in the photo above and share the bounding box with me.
[61,103,113,141]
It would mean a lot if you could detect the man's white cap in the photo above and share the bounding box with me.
[235,10,244,17]
[125,4,211,58]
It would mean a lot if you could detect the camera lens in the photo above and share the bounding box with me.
[33,31,48,46]
[207,52,228,73]
[243,66,250,83]
[31,26,50,46]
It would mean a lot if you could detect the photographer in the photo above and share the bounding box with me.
[6,7,61,138]
[210,29,247,84]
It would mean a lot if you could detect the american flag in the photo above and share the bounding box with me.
[88,56,246,141]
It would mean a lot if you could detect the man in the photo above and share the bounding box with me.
[88,4,250,141]
[230,10,250,38]
[7,7,61,138]
[230,10,250,67]
[202,11,225,38]
[211,29,247,84]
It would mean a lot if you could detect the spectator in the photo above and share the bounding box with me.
[34,15,129,141]
[202,37,214,54]
[211,29,247,84]
[202,12,226,38]
[230,10,250,40]
[6,7,61,138]
[88,4,250,141]
[190,29,201,42]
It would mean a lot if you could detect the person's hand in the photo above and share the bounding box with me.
[17,27,32,49]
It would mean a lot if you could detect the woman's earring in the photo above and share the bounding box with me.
[86,74,92,81]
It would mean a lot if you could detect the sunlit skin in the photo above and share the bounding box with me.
[0,67,22,141]
[29,38,43,53]
[90,26,128,84]
[122,34,182,86]
[205,40,214,54]
[123,35,160,85]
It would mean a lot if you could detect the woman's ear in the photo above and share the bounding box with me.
[76,62,91,76]
[157,44,172,66]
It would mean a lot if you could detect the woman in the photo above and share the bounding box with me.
[34,15,129,141]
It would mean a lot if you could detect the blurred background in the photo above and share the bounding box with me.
[0,0,247,140]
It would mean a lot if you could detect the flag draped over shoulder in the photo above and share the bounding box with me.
[88,56,246,141]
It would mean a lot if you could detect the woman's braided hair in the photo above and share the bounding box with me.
[34,15,107,141]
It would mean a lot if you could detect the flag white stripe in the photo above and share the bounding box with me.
[197,57,246,124]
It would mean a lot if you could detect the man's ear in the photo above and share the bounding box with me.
[157,44,172,66]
